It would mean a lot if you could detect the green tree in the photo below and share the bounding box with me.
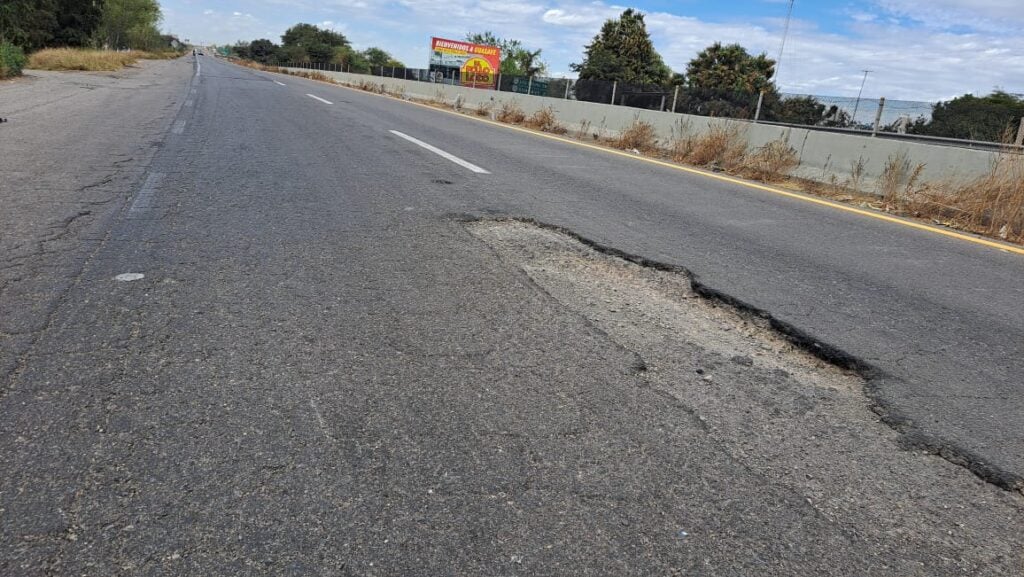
[361,47,404,69]
[0,0,58,50]
[686,42,775,93]
[465,31,546,76]
[96,0,162,50]
[570,9,670,86]
[52,0,103,47]
[281,23,348,63]
[909,91,1024,142]
[248,38,278,64]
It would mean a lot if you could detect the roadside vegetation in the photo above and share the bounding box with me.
[0,41,27,79]
[1,0,181,77]
[27,48,175,71]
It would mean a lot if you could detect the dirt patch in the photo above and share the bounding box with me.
[466,218,1023,576]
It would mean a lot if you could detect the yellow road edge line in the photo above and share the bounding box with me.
[269,66,1024,257]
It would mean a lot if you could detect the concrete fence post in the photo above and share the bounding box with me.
[496,73,502,92]
[754,91,765,122]
[1016,117,1024,147]
[671,85,680,113]
[872,97,886,137]
[564,80,570,99]
[610,81,617,105]
[659,95,666,112]
[527,76,533,96]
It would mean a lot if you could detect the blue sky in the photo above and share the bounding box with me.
[160,1,1024,101]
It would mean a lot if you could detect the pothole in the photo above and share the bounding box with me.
[466,218,1024,574]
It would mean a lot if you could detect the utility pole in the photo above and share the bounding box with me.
[775,0,795,87]
[851,70,871,126]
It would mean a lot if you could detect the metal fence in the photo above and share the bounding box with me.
[285,61,1022,149]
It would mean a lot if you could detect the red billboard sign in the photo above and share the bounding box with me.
[429,37,501,89]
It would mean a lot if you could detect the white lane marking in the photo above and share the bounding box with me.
[171,120,186,134]
[190,88,197,95]
[114,273,145,282]
[306,94,333,105]
[389,130,490,174]
[184,99,193,107]
[274,81,286,86]
[129,172,164,217]
[195,62,201,77]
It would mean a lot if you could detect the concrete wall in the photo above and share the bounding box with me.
[291,68,998,193]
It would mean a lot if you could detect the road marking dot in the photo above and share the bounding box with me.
[114,273,145,282]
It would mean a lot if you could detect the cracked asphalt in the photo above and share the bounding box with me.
[1,56,1022,575]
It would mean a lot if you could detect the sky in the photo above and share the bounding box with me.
[160,0,1024,102]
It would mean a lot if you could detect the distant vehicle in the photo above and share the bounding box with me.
[198,51,204,56]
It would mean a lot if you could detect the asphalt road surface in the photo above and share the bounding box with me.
[1,55,1022,575]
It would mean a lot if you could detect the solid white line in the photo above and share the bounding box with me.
[389,130,490,174]
[306,94,333,105]
[274,81,286,86]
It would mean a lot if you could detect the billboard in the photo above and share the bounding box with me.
[429,37,501,89]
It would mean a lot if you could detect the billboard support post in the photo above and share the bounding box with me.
[497,73,502,91]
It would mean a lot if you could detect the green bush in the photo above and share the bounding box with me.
[0,42,28,78]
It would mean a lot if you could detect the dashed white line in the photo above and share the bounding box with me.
[195,62,201,77]
[389,130,490,174]
[171,120,186,134]
[306,94,333,105]
[129,172,164,217]
[184,99,193,107]
[274,81,287,86]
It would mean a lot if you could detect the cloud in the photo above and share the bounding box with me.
[160,0,1024,101]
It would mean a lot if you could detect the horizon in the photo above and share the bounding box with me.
[161,1,1024,102]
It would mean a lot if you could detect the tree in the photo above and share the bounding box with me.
[571,9,670,87]
[281,23,348,63]
[686,42,775,93]
[248,38,278,64]
[52,0,103,47]
[908,91,1024,142]
[466,31,546,77]
[96,0,162,50]
[0,0,58,50]
[361,47,404,69]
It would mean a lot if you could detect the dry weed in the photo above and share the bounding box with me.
[28,49,147,71]
[475,101,494,117]
[525,106,566,133]
[496,101,526,124]
[686,124,747,169]
[740,139,799,183]
[614,117,659,153]
[909,152,1023,242]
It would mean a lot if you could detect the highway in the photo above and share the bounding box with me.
[1,55,1022,575]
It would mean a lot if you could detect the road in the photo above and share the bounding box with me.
[0,55,1022,575]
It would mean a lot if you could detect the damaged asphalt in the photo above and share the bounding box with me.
[0,55,1022,575]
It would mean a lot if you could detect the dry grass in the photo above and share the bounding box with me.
[27,48,181,71]
[496,101,526,124]
[614,118,659,153]
[905,152,1023,242]
[739,139,799,183]
[525,106,566,134]
[474,101,494,117]
[684,124,747,169]
[28,49,145,71]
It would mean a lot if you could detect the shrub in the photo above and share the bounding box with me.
[525,106,566,133]
[740,139,799,183]
[0,42,27,78]
[614,118,659,153]
[685,124,747,169]
[496,101,526,124]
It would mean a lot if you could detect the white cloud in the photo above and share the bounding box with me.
[161,0,1024,101]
